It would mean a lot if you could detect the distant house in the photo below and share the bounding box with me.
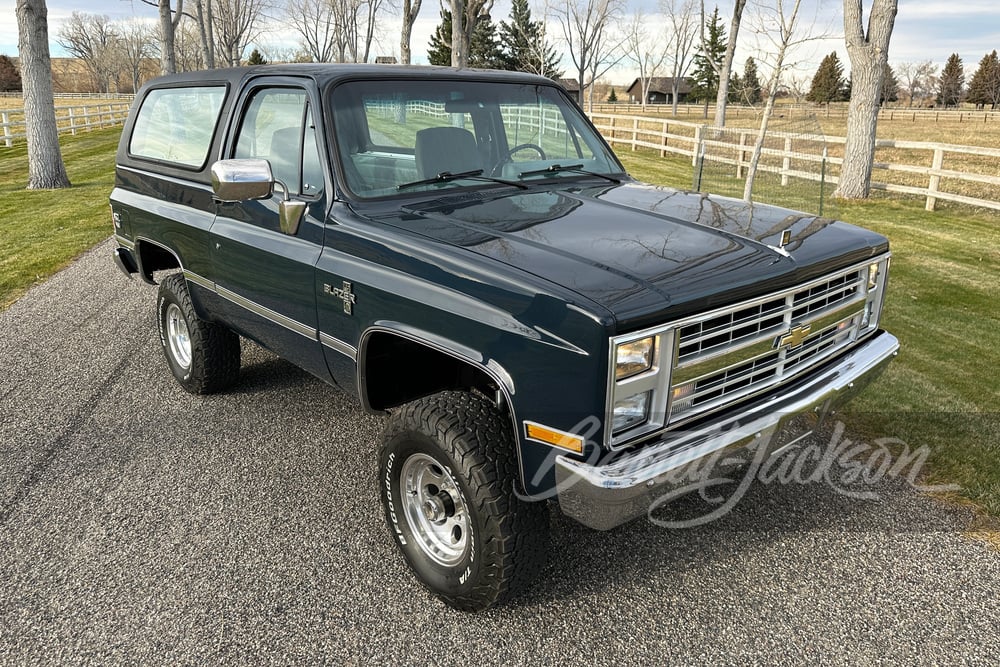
[375,56,398,64]
[626,77,693,105]
[557,78,581,97]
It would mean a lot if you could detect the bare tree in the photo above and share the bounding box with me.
[741,0,823,201]
[56,13,121,93]
[556,0,624,107]
[15,0,70,189]
[400,0,422,64]
[625,11,669,110]
[896,60,937,108]
[834,0,898,200]
[711,0,746,127]
[119,19,158,92]
[175,17,208,70]
[141,0,184,74]
[662,0,699,115]
[213,0,269,66]
[448,0,495,68]
[189,0,216,69]
[785,71,810,103]
[287,0,337,62]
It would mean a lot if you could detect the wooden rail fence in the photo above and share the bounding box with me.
[1,102,131,147]
[589,113,1000,212]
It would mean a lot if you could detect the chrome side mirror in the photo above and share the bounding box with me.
[211,158,306,235]
[211,158,274,202]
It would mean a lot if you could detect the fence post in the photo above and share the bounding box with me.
[737,131,747,178]
[1,112,11,147]
[661,120,669,157]
[692,125,703,167]
[926,147,944,211]
[68,108,77,135]
[819,146,828,217]
[781,137,792,186]
[631,117,639,151]
[610,115,615,143]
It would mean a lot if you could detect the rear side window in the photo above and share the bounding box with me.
[129,86,226,167]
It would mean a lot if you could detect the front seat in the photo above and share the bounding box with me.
[269,126,301,193]
[414,127,480,179]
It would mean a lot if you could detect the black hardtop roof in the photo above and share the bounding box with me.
[141,63,556,90]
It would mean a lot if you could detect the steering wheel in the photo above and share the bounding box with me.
[492,143,547,175]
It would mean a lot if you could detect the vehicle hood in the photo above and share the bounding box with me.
[370,182,889,330]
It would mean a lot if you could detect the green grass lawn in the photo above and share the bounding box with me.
[0,127,120,308]
[2,131,998,522]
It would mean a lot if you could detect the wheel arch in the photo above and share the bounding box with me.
[134,237,182,285]
[357,326,516,417]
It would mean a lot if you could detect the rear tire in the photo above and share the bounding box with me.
[156,274,240,394]
[378,390,549,611]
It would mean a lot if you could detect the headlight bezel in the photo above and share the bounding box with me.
[605,329,676,448]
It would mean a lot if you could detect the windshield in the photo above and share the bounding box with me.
[330,79,623,199]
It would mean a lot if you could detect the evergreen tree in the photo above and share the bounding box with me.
[246,49,267,66]
[427,9,453,66]
[807,52,846,104]
[937,53,965,107]
[607,87,617,103]
[498,0,562,78]
[690,7,727,105]
[0,54,21,92]
[727,72,742,103]
[741,56,761,105]
[428,9,504,69]
[880,63,899,104]
[967,50,1000,110]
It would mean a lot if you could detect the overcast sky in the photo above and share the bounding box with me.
[1,0,998,84]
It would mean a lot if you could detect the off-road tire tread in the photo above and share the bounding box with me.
[158,274,240,394]
[380,390,549,611]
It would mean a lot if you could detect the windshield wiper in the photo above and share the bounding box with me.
[517,163,621,184]
[397,169,527,191]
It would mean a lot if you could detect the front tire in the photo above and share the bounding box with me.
[378,391,549,611]
[156,274,241,394]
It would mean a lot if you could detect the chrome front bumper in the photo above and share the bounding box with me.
[555,331,900,530]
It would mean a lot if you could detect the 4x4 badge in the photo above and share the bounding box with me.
[324,281,356,315]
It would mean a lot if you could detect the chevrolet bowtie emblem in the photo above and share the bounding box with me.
[324,280,356,315]
[777,323,811,349]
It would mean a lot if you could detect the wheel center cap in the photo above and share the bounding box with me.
[421,497,446,523]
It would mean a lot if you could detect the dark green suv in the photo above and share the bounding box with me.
[111,64,898,611]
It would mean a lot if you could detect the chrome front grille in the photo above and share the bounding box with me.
[605,255,890,450]
[669,265,870,423]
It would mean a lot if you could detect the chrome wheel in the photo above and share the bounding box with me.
[164,302,192,370]
[400,453,471,567]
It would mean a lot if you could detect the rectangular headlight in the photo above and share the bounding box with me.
[615,336,654,380]
[612,391,650,433]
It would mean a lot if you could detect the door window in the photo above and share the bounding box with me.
[233,88,324,197]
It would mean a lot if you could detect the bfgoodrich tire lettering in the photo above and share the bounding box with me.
[378,390,549,611]
[156,274,241,394]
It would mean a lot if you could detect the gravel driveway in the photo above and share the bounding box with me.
[1,238,998,665]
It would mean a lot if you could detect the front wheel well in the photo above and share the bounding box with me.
[361,332,506,413]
